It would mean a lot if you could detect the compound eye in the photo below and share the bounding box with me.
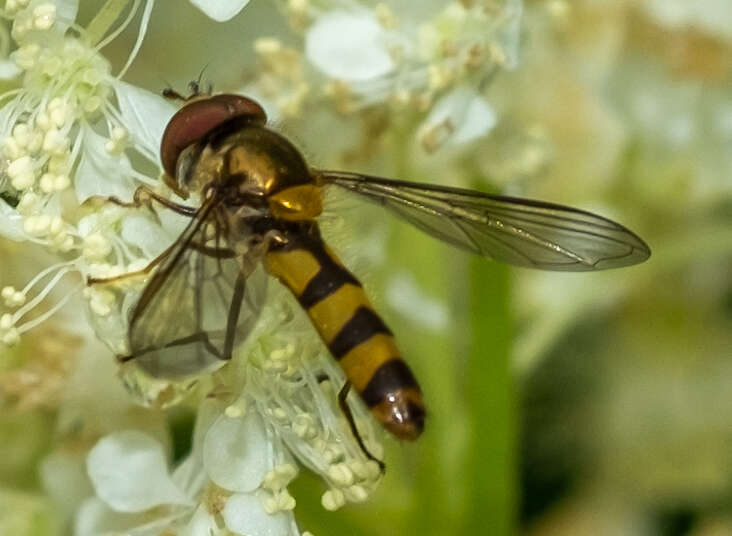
[160,94,267,178]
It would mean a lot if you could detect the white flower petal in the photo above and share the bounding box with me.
[181,504,220,536]
[87,430,191,513]
[73,497,135,536]
[222,491,295,536]
[305,10,394,82]
[171,455,205,501]
[172,400,228,498]
[114,81,177,158]
[75,126,137,201]
[0,95,16,134]
[73,497,116,536]
[74,495,189,536]
[644,0,732,40]
[0,60,21,80]
[422,87,497,149]
[191,398,227,460]
[50,0,79,31]
[76,213,102,238]
[157,204,193,239]
[23,0,79,34]
[40,449,91,517]
[188,0,250,22]
[495,0,523,69]
[203,410,270,493]
[452,94,497,145]
[0,200,28,241]
[120,212,176,259]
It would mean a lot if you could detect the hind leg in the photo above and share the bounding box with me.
[338,381,386,472]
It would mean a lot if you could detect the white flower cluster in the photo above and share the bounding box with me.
[255,0,521,151]
[242,299,384,512]
[0,0,180,351]
[80,296,383,535]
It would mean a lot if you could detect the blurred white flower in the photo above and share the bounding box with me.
[643,0,732,40]
[188,0,251,22]
[418,85,497,152]
[305,9,395,83]
[87,430,192,513]
[81,423,303,536]
[253,0,521,154]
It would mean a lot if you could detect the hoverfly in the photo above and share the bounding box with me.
[91,93,650,456]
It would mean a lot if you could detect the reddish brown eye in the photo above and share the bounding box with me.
[160,94,267,177]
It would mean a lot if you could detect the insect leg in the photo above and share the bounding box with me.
[86,239,178,285]
[222,270,246,360]
[187,243,236,258]
[87,236,234,286]
[162,88,188,101]
[117,330,224,363]
[132,187,198,216]
[337,381,386,472]
[86,186,198,217]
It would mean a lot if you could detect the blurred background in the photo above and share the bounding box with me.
[2,1,731,534]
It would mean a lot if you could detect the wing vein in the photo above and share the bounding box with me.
[320,170,650,271]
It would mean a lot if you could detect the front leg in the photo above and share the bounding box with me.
[86,239,178,285]
[87,240,237,285]
[85,187,203,284]
[85,185,198,217]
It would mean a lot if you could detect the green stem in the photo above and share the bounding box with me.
[464,254,515,534]
[388,116,460,534]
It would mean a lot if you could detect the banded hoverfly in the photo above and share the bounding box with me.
[91,93,650,451]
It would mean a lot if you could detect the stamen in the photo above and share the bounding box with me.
[13,266,71,322]
[94,0,143,51]
[20,260,75,297]
[116,0,153,79]
[321,489,345,511]
[18,282,83,332]
[32,3,56,31]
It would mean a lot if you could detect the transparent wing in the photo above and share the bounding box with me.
[127,198,267,378]
[320,171,650,271]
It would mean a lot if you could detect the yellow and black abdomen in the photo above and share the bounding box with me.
[264,224,425,440]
